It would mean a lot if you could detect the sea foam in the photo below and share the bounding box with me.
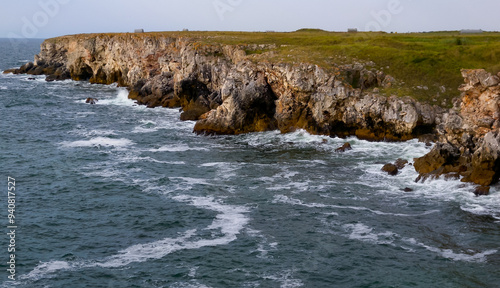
[21,195,249,281]
[61,137,134,148]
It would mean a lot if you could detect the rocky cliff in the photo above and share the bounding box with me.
[5,33,500,187]
[5,33,441,139]
[414,69,500,187]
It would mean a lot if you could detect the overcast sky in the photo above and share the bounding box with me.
[1,0,499,39]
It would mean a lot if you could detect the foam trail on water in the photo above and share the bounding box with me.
[341,223,497,263]
[403,238,498,262]
[273,195,439,217]
[149,144,209,152]
[20,196,249,281]
[70,128,118,137]
[60,137,134,148]
[78,88,138,107]
[262,269,304,288]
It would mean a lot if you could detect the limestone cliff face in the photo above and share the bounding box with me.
[6,33,442,140]
[414,69,500,186]
[9,33,500,186]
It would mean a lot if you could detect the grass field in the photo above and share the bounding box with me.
[199,29,500,106]
[53,29,500,106]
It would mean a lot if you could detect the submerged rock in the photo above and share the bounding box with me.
[474,186,490,196]
[335,142,352,152]
[86,98,98,105]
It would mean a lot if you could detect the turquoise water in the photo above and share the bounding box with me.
[1,39,499,288]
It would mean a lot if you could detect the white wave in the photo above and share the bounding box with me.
[343,223,396,245]
[298,159,328,165]
[403,238,498,263]
[263,270,304,288]
[242,129,330,148]
[267,181,310,192]
[150,144,209,152]
[0,85,7,90]
[272,195,439,217]
[132,126,159,133]
[80,88,138,107]
[199,162,242,179]
[132,120,159,133]
[339,223,497,263]
[175,195,249,237]
[352,139,500,220]
[60,137,134,148]
[167,177,214,192]
[278,129,330,145]
[349,138,429,160]
[73,112,96,118]
[70,128,117,137]
[170,281,213,288]
[27,76,47,83]
[246,228,279,259]
[117,154,185,165]
[21,195,249,281]
[200,162,225,167]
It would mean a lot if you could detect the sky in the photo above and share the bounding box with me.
[1,0,499,39]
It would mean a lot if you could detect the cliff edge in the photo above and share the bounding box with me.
[4,33,500,187]
[4,33,441,140]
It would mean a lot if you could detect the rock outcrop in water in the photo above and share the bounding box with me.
[414,69,500,186]
[4,33,500,186]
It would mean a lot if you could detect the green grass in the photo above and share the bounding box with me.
[49,30,500,106]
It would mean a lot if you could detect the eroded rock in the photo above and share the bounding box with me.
[382,164,399,176]
[415,69,500,185]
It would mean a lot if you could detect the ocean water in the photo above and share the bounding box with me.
[0,39,499,288]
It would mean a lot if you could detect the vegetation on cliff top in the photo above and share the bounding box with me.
[48,30,500,106]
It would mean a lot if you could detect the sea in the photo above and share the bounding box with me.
[0,38,499,288]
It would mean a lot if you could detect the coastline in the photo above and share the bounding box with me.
[4,32,500,188]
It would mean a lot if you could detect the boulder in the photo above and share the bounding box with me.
[461,69,500,88]
[335,142,352,152]
[414,143,460,174]
[382,164,399,176]
[474,186,490,196]
[394,158,409,170]
[85,98,98,105]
